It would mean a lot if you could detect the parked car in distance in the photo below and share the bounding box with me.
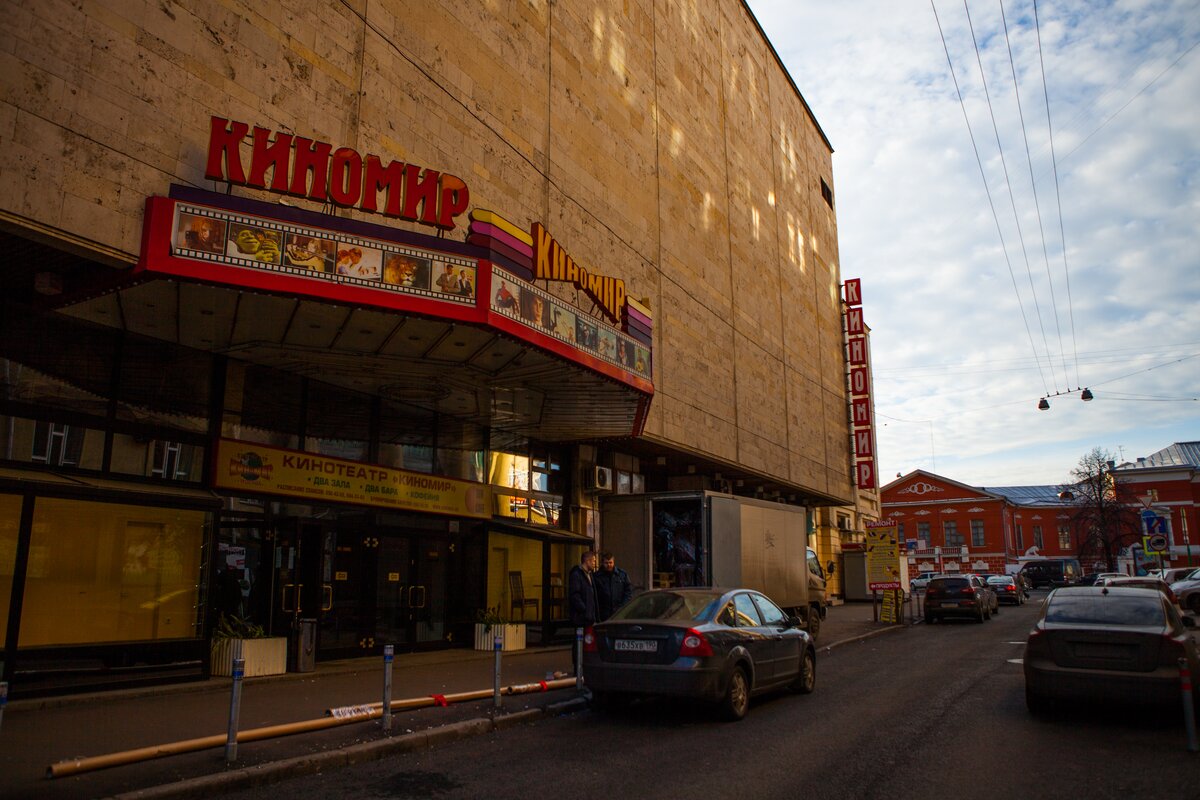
[925,575,995,623]
[1018,557,1084,589]
[1152,566,1200,584]
[987,574,1025,605]
[1099,576,1180,608]
[1024,586,1199,714]
[1171,573,1200,614]
[582,587,816,721]
[910,573,939,591]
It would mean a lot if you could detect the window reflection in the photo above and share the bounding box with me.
[20,498,209,646]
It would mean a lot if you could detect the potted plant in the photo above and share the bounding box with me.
[473,606,526,651]
[210,614,288,677]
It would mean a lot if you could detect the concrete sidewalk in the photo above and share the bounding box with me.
[0,601,903,800]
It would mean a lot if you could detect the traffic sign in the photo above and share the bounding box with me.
[1141,509,1168,535]
[1143,533,1168,555]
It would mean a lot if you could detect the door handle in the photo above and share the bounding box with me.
[282,583,300,613]
[322,584,333,611]
[409,585,426,609]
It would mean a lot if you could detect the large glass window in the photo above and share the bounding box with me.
[305,380,370,461]
[1058,525,1071,551]
[20,498,210,647]
[0,416,105,470]
[379,399,435,474]
[115,338,211,433]
[0,306,118,418]
[970,519,985,548]
[221,362,302,448]
[486,532,543,620]
[110,435,205,482]
[0,493,21,643]
[1033,525,1044,550]
[944,520,963,548]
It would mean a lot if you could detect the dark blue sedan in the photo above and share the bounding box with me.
[582,587,816,721]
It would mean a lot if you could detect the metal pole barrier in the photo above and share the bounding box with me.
[493,632,503,710]
[1181,658,1198,752]
[381,645,394,731]
[0,681,7,732]
[225,640,245,764]
[575,627,584,692]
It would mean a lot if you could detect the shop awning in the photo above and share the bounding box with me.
[50,188,654,443]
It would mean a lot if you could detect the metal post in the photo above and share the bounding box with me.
[381,645,394,731]
[575,627,584,691]
[1181,658,1198,752]
[0,681,7,732]
[493,632,503,710]
[225,640,244,764]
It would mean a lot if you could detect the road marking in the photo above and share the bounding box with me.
[1007,658,1023,664]
[1005,641,1025,645]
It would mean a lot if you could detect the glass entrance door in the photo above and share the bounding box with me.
[272,519,456,659]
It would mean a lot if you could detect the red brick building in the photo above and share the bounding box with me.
[881,441,1200,578]
[881,472,1073,577]
[1110,442,1200,571]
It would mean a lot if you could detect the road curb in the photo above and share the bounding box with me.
[820,623,906,653]
[106,695,587,800]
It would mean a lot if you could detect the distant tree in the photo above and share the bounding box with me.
[1059,447,1141,572]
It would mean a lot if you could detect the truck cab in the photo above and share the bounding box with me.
[805,546,828,640]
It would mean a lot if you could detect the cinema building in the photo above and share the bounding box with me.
[0,1,864,696]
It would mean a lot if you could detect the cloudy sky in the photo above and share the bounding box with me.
[746,0,1200,487]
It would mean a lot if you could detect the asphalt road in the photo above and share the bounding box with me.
[219,596,1200,800]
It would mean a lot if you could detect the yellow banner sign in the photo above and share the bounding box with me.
[866,521,902,590]
[213,439,490,518]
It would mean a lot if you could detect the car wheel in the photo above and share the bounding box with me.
[992,601,999,616]
[589,691,625,713]
[807,607,822,642]
[977,604,986,623]
[1025,685,1052,717]
[790,647,816,694]
[719,666,750,722]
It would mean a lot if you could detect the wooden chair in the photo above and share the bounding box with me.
[547,573,566,619]
[508,571,539,620]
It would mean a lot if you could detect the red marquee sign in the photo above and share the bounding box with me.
[845,278,876,489]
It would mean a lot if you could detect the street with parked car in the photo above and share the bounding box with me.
[216,590,1199,800]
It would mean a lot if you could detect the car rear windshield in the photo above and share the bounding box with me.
[1045,594,1164,626]
[610,591,723,622]
[930,578,968,589]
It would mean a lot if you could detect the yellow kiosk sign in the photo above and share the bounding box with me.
[865,520,902,591]
[214,439,490,518]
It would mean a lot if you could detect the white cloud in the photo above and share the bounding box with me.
[748,0,1200,485]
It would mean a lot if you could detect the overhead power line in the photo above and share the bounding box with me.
[931,0,1051,397]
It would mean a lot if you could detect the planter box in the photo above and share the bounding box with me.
[473,623,526,651]
[211,637,288,677]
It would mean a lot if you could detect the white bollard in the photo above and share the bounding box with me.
[225,648,245,764]
[575,627,584,691]
[493,633,503,710]
[381,645,394,731]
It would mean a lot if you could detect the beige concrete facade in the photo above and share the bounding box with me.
[0,0,853,503]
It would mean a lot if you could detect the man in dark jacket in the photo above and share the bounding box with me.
[594,551,633,620]
[568,551,598,670]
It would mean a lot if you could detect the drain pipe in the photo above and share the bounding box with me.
[47,678,576,779]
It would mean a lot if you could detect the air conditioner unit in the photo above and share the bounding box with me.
[586,465,613,493]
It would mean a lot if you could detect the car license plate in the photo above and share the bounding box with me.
[614,639,657,653]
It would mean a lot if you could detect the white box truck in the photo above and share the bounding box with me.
[601,491,829,641]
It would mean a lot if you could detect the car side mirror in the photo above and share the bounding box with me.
[786,615,803,628]
[826,561,836,576]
